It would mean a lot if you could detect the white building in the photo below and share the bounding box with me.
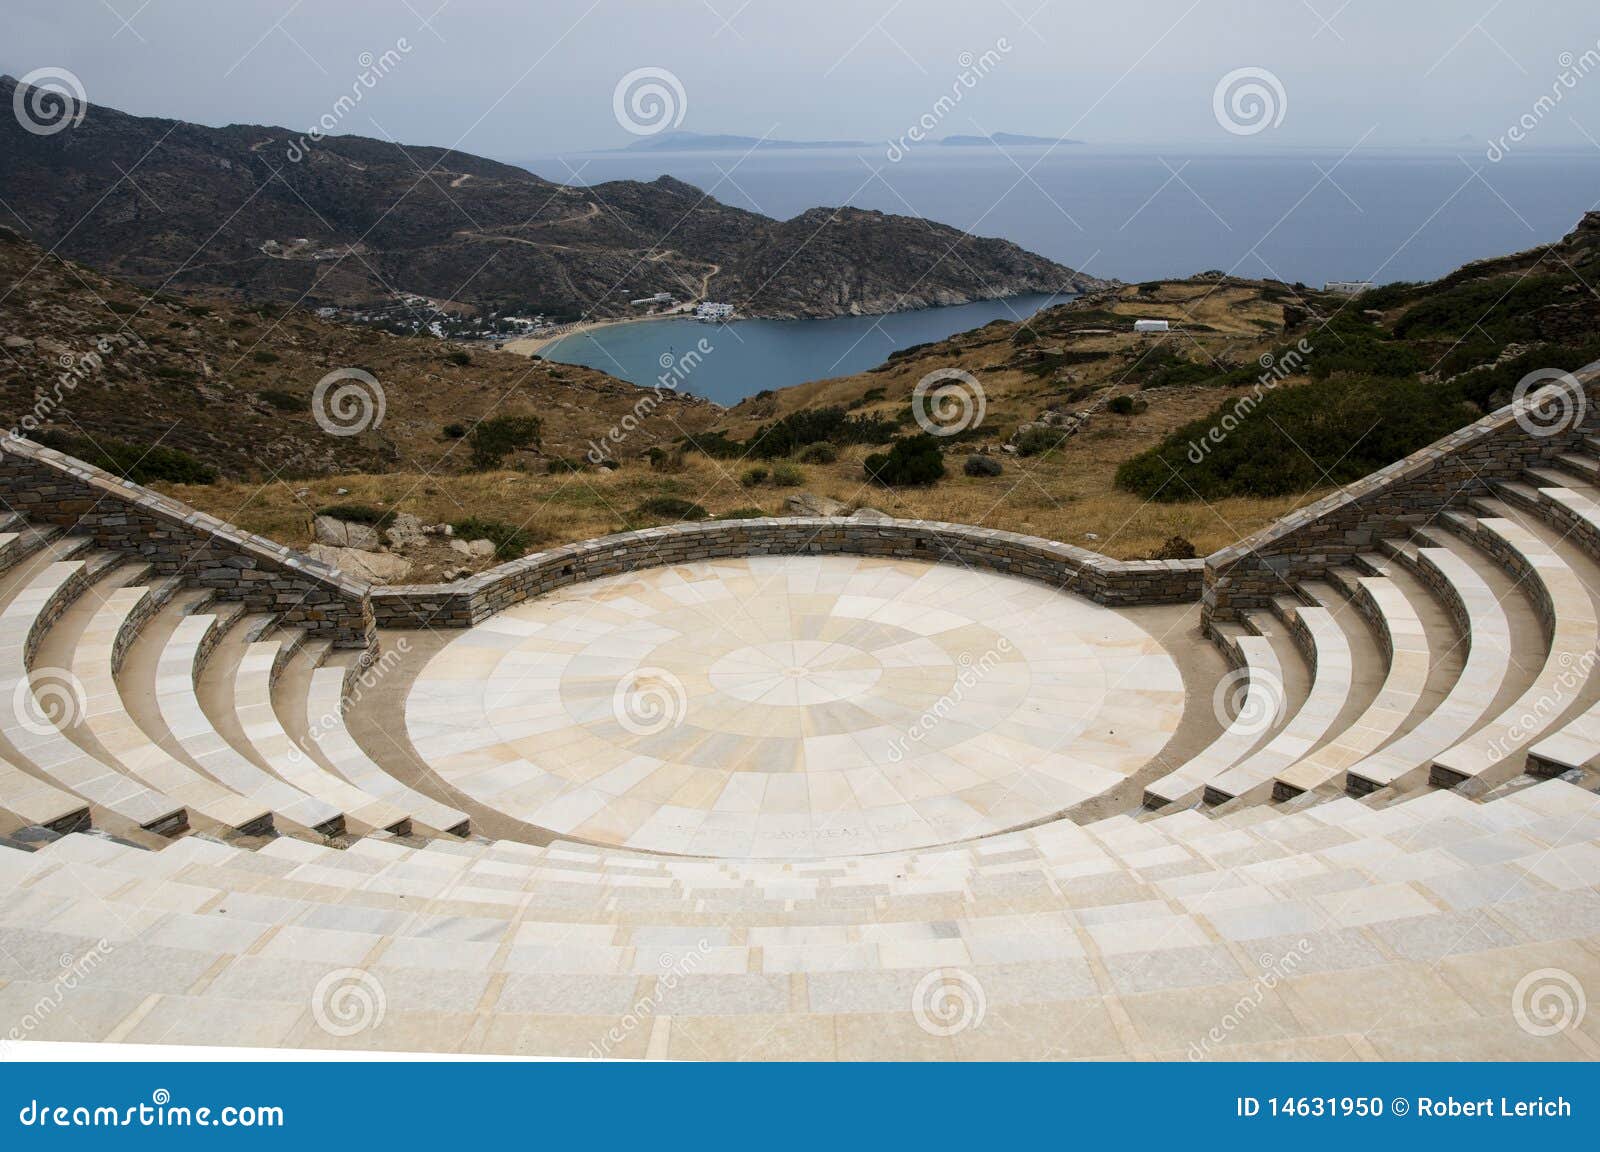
[695,301,734,321]
[1133,319,1171,333]
[630,293,675,307]
[1325,281,1375,296]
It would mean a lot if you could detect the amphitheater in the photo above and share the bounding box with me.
[1,373,1598,1061]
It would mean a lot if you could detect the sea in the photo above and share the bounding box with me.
[523,144,1600,403]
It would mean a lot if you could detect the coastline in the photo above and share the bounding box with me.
[505,312,693,357]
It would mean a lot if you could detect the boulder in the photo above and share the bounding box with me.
[312,516,380,550]
[384,512,428,549]
[784,492,847,517]
[307,544,413,585]
[450,538,497,559]
[851,506,891,521]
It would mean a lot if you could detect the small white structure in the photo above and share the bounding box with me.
[695,301,734,322]
[1134,319,1171,334]
[1325,281,1374,296]
[630,292,675,307]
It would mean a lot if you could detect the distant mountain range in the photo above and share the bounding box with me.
[0,76,1105,321]
[615,130,1083,153]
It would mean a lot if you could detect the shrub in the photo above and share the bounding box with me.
[746,406,896,459]
[864,434,945,487]
[1014,426,1063,457]
[1151,536,1197,560]
[648,446,685,473]
[679,430,743,459]
[798,442,838,464]
[35,431,217,485]
[546,456,582,473]
[445,350,472,366]
[1012,326,1039,345]
[740,466,769,487]
[315,504,396,530]
[450,517,534,560]
[964,454,1003,477]
[258,389,301,411]
[442,422,467,439]
[1115,374,1478,502]
[1107,395,1137,415]
[468,414,542,470]
[719,507,766,519]
[251,350,279,364]
[634,496,709,521]
[769,463,804,487]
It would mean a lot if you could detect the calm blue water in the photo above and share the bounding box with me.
[523,146,1600,401]
[541,294,1065,405]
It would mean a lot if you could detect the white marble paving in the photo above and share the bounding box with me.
[407,556,1185,857]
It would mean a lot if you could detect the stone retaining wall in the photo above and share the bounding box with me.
[1202,369,1600,623]
[0,435,373,647]
[369,518,1205,628]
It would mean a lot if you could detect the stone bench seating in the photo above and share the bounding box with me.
[1272,571,1431,800]
[302,666,471,837]
[0,559,187,834]
[1141,631,1288,808]
[1429,514,1598,790]
[156,615,346,836]
[74,586,274,835]
[233,640,413,836]
[0,782,1594,1057]
[1343,540,1514,795]
[1203,596,1355,805]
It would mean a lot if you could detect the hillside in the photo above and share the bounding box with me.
[0,75,1102,323]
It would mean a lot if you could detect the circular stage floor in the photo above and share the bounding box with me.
[405,555,1186,857]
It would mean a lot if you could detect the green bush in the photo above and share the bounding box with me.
[719,507,766,520]
[798,442,838,464]
[251,350,279,364]
[315,504,397,530]
[450,517,533,560]
[769,463,804,487]
[545,456,582,473]
[746,406,896,459]
[442,422,467,439]
[1014,426,1063,457]
[1115,374,1478,502]
[35,431,217,485]
[258,389,301,411]
[1107,395,1136,415]
[864,434,945,487]
[740,466,769,487]
[633,496,709,521]
[445,350,472,366]
[468,414,542,470]
[1012,326,1039,345]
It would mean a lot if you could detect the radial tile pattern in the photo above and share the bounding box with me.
[406,556,1186,857]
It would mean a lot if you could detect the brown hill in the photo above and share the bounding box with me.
[0,75,1103,323]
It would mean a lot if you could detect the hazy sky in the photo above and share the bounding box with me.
[8,0,1600,158]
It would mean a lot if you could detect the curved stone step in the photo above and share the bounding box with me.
[0,559,187,834]
[1273,573,1432,799]
[1344,543,1514,794]
[156,614,345,835]
[1431,515,1597,790]
[234,640,412,835]
[1141,630,1286,808]
[1203,600,1354,805]
[304,666,470,836]
[74,586,273,835]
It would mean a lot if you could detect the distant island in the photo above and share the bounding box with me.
[939,132,1083,148]
[620,130,871,152]
[613,130,1082,153]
